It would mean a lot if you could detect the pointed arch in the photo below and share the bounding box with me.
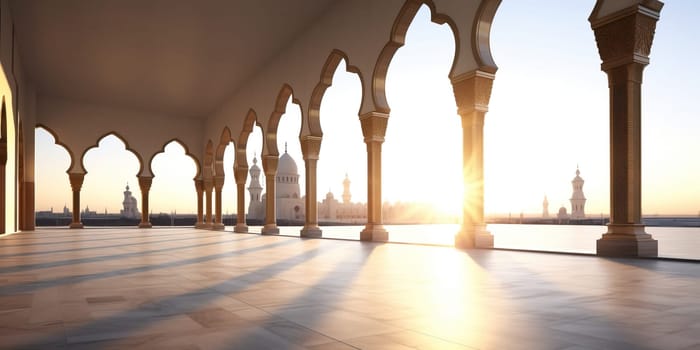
[214,126,234,177]
[80,132,144,175]
[471,0,501,74]
[307,49,364,137]
[237,109,261,169]
[34,124,76,173]
[203,139,214,179]
[372,0,460,112]
[148,138,202,180]
[266,84,300,157]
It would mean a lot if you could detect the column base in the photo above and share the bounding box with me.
[455,226,493,249]
[261,224,280,235]
[138,222,153,228]
[234,223,248,233]
[69,222,84,229]
[360,224,388,242]
[597,224,657,257]
[211,223,225,231]
[301,225,322,238]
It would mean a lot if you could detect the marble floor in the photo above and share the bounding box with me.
[0,228,698,349]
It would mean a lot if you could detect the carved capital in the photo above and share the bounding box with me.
[203,178,214,192]
[234,166,248,184]
[213,176,225,190]
[194,179,204,193]
[451,70,495,116]
[138,176,153,192]
[300,135,322,160]
[69,173,85,192]
[359,111,389,143]
[591,3,662,71]
[262,155,279,176]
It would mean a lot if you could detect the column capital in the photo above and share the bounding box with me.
[203,178,214,191]
[300,135,322,160]
[262,155,278,176]
[234,165,248,184]
[451,70,495,116]
[591,2,663,71]
[213,176,225,190]
[359,111,389,143]
[68,173,85,192]
[194,178,204,192]
[138,176,153,192]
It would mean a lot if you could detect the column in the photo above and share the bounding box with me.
[138,176,153,228]
[233,163,248,233]
[194,179,205,228]
[68,173,85,229]
[359,111,388,241]
[212,176,225,230]
[203,178,213,229]
[451,70,495,248]
[261,154,279,235]
[591,2,662,257]
[300,135,322,238]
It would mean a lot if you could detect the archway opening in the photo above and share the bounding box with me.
[384,4,461,231]
[274,96,305,226]
[34,127,72,226]
[82,134,141,226]
[244,123,264,225]
[317,58,365,225]
[221,140,236,226]
[150,141,198,225]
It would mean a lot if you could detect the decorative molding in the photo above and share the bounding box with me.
[451,70,495,115]
[359,111,389,143]
[68,173,85,191]
[300,135,322,160]
[591,3,663,71]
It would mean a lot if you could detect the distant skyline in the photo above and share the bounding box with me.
[35,1,700,216]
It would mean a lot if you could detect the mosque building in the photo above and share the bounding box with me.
[319,173,367,223]
[550,167,587,221]
[247,146,305,222]
[120,183,140,219]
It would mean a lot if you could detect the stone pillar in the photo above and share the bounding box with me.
[137,176,153,228]
[261,154,279,235]
[212,176,225,230]
[233,163,248,233]
[591,2,662,257]
[451,70,495,248]
[68,173,85,229]
[194,179,205,228]
[203,178,213,229]
[22,181,35,231]
[359,111,388,241]
[300,135,322,238]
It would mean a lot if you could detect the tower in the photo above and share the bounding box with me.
[342,173,351,204]
[570,166,586,219]
[247,154,263,219]
[120,183,139,219]
[542,195,549,218]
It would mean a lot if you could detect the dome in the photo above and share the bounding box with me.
[558,206,567,215]
[278,151,298,175]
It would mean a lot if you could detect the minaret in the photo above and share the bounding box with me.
[247,153,263,218]
[570,166,586,219]
[342,173,351,204]
[542,195,549,218]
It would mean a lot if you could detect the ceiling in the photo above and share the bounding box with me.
[10,0,336,118]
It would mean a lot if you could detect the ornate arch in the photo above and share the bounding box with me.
[34,124,76,173]
[266,84,300,157]
[237,109,262,169]
[80,132,144,176]
[203,139,214,179]
[1,97,6,234]
[214,126,234,177]
[372,0,460,112]
[148,138,202,180]
[471,0,501,74]
[307,49,364,137]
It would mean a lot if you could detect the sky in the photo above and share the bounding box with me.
[35,1,700,217]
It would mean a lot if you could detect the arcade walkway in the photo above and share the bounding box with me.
[0,228,698,349]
